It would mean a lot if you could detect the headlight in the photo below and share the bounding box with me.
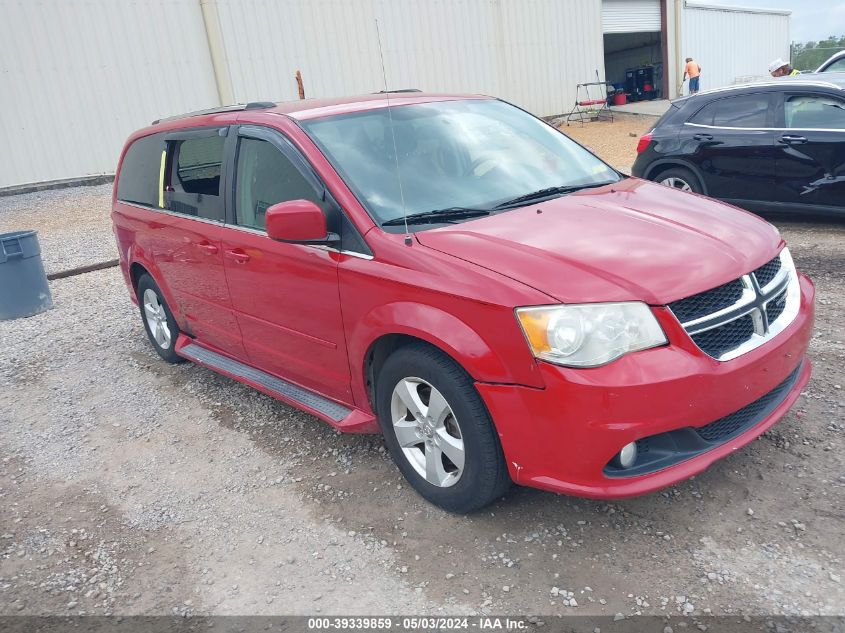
[516,302,667,367]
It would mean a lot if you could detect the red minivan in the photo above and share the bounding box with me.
[112,93,815,512]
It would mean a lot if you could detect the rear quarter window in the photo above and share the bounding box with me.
[689,93,772,128]
[117,134,166,207]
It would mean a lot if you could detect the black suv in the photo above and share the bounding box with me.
[632,73,845,216]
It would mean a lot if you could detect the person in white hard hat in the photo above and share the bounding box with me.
[769,58,799,77]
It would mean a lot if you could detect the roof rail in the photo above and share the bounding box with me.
[694,79,842,98]
[374,89,422,94]
[151,101,276,125]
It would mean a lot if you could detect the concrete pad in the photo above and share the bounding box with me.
[611,99,672,117]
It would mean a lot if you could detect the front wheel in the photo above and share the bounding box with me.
[655,166,703,194]
[376,344,511,513]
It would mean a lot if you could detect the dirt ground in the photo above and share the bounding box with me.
[558,113,653,171]
[1,175,843,621]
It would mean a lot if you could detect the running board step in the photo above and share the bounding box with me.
[179,342,352,423]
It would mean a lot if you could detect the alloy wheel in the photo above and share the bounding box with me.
[660,176,692,192]
[142,288,172,350]
[390,377,465,487]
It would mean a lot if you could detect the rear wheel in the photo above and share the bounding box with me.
[376,343,510,513]
[137,274,184,364]
[655,166,703,194]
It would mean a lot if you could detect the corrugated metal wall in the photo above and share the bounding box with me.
[1,0,605,189]
[0,0,220,189]
[498,0,605,116]
[682,2,790,91]
[214,0,604,121]
[0,0,795,189]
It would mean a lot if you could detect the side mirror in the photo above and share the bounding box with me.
[265,200,338,244]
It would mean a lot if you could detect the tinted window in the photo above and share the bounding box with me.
[785,94,845,129]
[690,94,771,128]
[165,132,225,220]
[117,133,166,207]
[234,137,323,231]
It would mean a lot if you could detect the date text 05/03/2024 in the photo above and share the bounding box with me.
[307,616,527,630]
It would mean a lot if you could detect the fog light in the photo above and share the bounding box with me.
[613,441,638,469]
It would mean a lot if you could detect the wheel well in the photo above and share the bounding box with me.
[644,162,706,194]
[129,262,149,296]
[364,334,452,410]
[645,162,676,182]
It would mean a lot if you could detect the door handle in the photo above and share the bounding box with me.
[779,134,807,145]
[197,242,219,255]
[693,133,713,141]
[225,249,250,264]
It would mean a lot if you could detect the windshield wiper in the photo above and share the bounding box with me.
[381,207,491,226]
[493,181,616,210]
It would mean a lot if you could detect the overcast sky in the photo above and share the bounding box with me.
[711,0,845,42]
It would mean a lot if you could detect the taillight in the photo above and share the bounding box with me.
[636,132,653,154]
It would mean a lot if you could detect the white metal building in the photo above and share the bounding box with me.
[0,0,790,190]
[681,2,792,90]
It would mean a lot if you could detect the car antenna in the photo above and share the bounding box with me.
[375,18,412,246]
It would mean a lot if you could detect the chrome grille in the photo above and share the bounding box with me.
[690,314,755,358]
[766,290,787,324]
[669,250,799,361]
[669,279,744,323]
[753,256,782,288]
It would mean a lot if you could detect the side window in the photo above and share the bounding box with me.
[164,132,225,221]
[689,94,771,128]
[116,133,166,207]
[785,94,845,129]
[234,137,324,231]
[822,58,845,73]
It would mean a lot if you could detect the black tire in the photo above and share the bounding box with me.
[654,166,704,194]
[376,343,511,513]
[136,274,184,364]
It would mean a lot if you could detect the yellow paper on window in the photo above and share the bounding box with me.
[158,150,166,208]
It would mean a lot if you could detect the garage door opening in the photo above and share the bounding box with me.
[604,31,663,102]
[601,0,668,105]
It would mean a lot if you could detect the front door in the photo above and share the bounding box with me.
[221,125,351,402]
[681,91,778,204]
[774,91,845,213]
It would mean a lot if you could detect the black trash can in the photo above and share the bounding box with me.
[0,230,53,320]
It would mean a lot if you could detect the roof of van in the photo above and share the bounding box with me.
[150,92,492,126]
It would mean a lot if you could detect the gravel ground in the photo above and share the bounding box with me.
[0,183,115,275]
[559,114,654,171]
[1,186,843,620]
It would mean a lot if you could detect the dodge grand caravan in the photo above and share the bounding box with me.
[112,93,814,513]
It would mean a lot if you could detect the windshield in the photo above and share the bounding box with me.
[301,99,620,227]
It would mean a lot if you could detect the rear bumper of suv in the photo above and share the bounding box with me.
[476,274,814,499]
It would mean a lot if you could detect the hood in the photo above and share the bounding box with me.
[415,178,783,305]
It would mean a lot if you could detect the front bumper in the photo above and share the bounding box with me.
[476,274,815,499]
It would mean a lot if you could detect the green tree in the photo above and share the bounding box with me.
[792,35,845,71]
